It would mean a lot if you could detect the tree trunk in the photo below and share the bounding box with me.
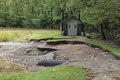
[100,24,106,40]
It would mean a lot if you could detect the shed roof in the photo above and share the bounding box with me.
[62,16,82,23]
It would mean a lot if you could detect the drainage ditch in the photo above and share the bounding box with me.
[46,40,120,60]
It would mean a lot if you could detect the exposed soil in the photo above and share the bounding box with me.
[0,42,56,71]
[52,44,120,80]
[0,41,120,80]
[0,57,28,72]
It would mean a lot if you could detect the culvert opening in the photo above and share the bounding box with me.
[37,59,66,67]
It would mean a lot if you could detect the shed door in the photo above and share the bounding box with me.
[68,24,77,35]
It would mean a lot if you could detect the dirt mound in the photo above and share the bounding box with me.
[4,45,57,56]
[13,46,46,56]
[0,57,28,72]
[0,42,58,71]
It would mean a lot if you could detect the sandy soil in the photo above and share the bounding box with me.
[0,42,120,80]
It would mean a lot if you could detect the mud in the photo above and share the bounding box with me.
[0,41,120,79]
[0,42,56,71]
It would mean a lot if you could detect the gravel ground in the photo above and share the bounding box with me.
[0,42,55,71]
[0,42,120,80]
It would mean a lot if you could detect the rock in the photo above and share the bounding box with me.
[85,34,91,38]
[43,52,55,60]
[94,58,98,61]
[95,48,99,50]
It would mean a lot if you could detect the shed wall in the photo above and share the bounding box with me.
[77,24,82,35]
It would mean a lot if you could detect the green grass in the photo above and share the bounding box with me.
[26,29,63,40]
[0,31,21,42]
[0,29,63,42]
[47,39,66,43]
[0,66,86,80]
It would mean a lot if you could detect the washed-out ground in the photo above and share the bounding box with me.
[0,40,120,80]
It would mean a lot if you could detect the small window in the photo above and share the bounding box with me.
[69,25,71,29]
[74,25,76,28]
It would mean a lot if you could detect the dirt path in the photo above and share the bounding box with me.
[0,42,120,80]
[52,44,120,80]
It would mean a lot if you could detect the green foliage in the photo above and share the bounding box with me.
[115,34,120,42]
[0,66,86,80]
[0,0,119,42]
[0,0,119,27]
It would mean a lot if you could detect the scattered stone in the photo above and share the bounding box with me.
[95,48,99,50]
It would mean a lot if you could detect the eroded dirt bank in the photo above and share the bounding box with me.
[0,42,120,80]
[53,44,120,80]
[0,42,56,71]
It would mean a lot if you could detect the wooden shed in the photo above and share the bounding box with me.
[60,16,84,36]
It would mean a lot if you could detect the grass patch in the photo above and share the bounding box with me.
[47,39,66,43]
[26,29,63,40]
[0,29,63,42]
[0,31,21,42]
[0,66,86,80]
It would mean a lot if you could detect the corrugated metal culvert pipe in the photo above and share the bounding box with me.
[37,59,65,66]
